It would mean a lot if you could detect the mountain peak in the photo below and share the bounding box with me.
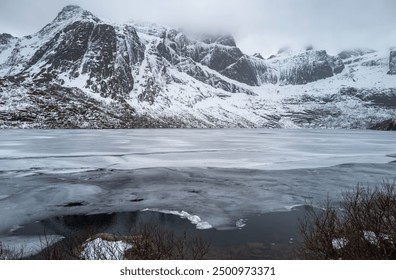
[54,5,99,23]
[253,53,264,59]
[38,5,100,35]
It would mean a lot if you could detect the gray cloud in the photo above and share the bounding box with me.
[0,0,395,56]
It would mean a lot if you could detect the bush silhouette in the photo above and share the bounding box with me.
[299,182,396,259]
[4,223,211,260]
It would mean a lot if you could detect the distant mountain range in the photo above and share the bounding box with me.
[0,5,395,128]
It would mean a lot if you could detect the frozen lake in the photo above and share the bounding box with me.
[0,129,396,255]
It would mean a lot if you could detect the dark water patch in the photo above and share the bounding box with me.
[187,189,201,194]
[9,209,308,259]
[130,198,144,202]
[61,201,87,207]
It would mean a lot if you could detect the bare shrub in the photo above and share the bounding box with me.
[0,242,25,260]
[29,223,210,260]
[299,182,396,259]
[33,228,95,260]
[124,224,211,260]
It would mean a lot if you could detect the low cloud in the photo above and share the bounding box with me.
[1,0,395,56]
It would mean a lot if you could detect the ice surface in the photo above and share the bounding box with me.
[0,129,395,239]
[1,129,395,171]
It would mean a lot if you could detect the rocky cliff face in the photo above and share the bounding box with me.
[6,6,145,99]
[267,50,344,85]
[0,33,14,45]
[388,49,396,75]
[133,23,344,87]
[370,119,396,131]
[0,5,394,129]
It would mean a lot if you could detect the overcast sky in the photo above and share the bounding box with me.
[0,0,395,56]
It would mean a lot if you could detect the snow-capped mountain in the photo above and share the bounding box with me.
[0,5,395,128]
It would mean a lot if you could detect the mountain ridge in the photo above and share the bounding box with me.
[0,5,395,128]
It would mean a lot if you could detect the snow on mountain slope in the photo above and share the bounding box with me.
[124,24,395,129]
[0,5,395,129]
[262,49,396,128]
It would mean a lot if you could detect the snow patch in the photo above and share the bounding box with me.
[332,238,348,250]
[363,231,378,245]
[142,209,212,229]
[235,219,247,229]
[363,231,391,245]
[80,237,132,260]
